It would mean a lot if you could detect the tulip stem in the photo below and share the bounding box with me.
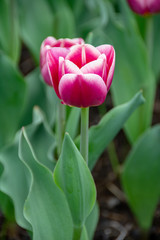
[80,108,89,165]
[73,226,82,240]
[146,17,153,64]
[57,102,66,156]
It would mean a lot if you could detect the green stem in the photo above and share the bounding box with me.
[57,102,66,156]
[146,17,154,64]
[107,141,120,175]
[73,226,82,240]
[80,108,89,165]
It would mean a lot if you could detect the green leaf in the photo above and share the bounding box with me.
[122,125,160,230]
[0,109,57,231]
[20,68,46,126]
[152,15,160,81]
[20,68,58,128]
[44,82,59,127]
[0,0,20,63]
[17,0,54,63]
[0,190,15,222]
[19,128,73,240]
[22,109,56,171]
[54,133,96,228]
[76,91,145,170]
[0,53,26,148]
[85,202,99,240]
[65,107,81,139]
[81,226,89,240]
[100,2,155,143]
[53,4,75,38]
[0,133,31,230]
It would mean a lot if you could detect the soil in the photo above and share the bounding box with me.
[0,45,160,240]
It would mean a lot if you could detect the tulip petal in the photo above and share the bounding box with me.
[127,0,148,14]
[52,38,85,47]
[127,0,160,14]
[59,58,81,80]
[41,63,53,86]
[59,74,107,108]
[81,54,106,82]
[47,48,69,98]
[97,45,115,90]
[66,44,100,68]
[149,0,160,13]
[42,36,57,47]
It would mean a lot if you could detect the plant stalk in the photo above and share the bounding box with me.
[73,226,82,240]
[80,108,89,165]
[107,141,120,175]
[146,17,154,64]
[57,102,66,156]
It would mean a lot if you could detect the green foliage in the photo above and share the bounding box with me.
[152,15,160,80]
[0,133,31,230]
[76,91,145,170]
[65,107,81,139]
[108,3,155,143]
[54,133,96,229]
[122,125,160,230]
[0,108,56,231]
[19,128,73,240]
[0,53,26,148]
[0,0,20,63]
[17,0,54,63]
[85,202,99,240]
[20,68,59,127]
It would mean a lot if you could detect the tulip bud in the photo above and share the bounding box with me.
[127,0,160,15]
[47,43,115,108]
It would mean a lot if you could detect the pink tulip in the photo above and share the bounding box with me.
[47,43,115,108]
[40,37,84,87]
[127,0,160,15]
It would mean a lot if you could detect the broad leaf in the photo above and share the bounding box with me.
[20,68,58,128]
[122,125,160,230]
[0,53,26,148]
[76,91,145,170]
[19,128,73,240]
[65,107,81,139]
[22,112,56,171]
[0,133,31,230]
[152,15,160,81]
[53,4,76,38]
[20,68,45,126]
[92,2,155,144]
[110,1,155,143]
[85,202,99,240]
[0,0,20,63]
[54,133,96,229]
[0,109,57,230]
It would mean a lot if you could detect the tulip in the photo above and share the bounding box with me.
[40,37,84,87]
[47,44,115,108]
[127,0,160,15]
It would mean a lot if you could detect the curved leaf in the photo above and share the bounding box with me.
[110,2,155,143]
[19,128,73,240]
[0,133,31,230]
[76,91,145,170]
[122,125,160,230]
[0,53,26,148]
[54,133,96,228]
